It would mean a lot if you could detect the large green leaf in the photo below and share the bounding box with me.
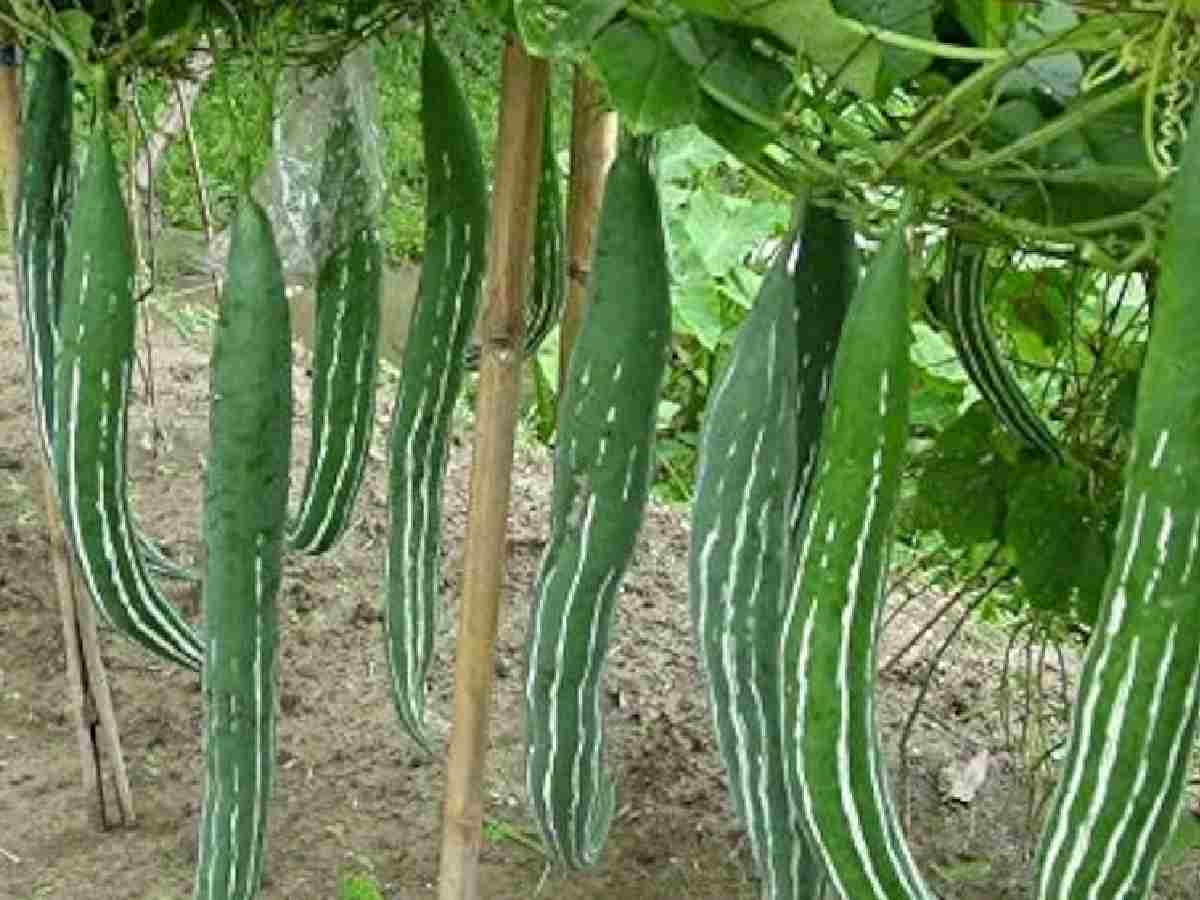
[513,0,628,59]
[658,126,730,184]
[667,18,793,127]
[947,0,1020,47]
[678,191,788,278]
[147,0,201,39]
[996,3,1082,100]
[832,0,934,93]
[592,19,700,132]
[910,320,966,382]
[1006,462,1108,623]
[673,278,726,350]
[991,268,1072,356]
[669,0,881,97]
[914,403,1011,547]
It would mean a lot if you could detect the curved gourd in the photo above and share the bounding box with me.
[54,123,202,672]
[779,218,935,900]
[523,137,672,869]
[1032,100,1200,900]
[383,27,488,750]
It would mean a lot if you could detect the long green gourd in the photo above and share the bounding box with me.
[789,204,859,541]
[286,102,383,555]
[195,196,291,900]
[463,84,563,370]
[14,51,197,585]
[689,224,825,900]
[384,26,487,750]
[54,122,202,672]
[519,92,565,361]
[943,238,1062,460]
[779,216,935,900]
[1032,101,1200,900]
[14,48,72,466]
[523,137,671,869]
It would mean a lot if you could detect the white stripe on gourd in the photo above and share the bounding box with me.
[779,217,936,900]
[1033,107,1200,899]
[195,197,290,900]
[943,239,1062,460]
[286,100,383,556]
[55,125,202,672]
[524,138,671,869]
[383,27,488,750]
[689,223,828,899]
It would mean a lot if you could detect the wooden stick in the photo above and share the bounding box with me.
[437,37,548,900]
[45,468,106,828]
[558,67,617,378]
[0,47,19,217]
[73,547,136,827]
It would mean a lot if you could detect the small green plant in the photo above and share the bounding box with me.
[338,872,385,900]
[482,817,545,857]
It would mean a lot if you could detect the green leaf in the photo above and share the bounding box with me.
[910,321,967,383]
[947,0,1020,47]
[668,0,881,98]
[1079,97,1153,168]
[696,92,777,158]
[792,3,880,98]
[910,369,965,430]
[983,98,1046,157]
[667,18,793,128]
[674,278,726,350]
[56,10,95,57]
[592,19,700,133]
[996,4,1082,100]
[909,322,966,429]
[993,268,1071,354]
[656,399,682,428]
[1104,370,1139,436]
[914,403,1010,548]
[833,0,935,93]
[514,0,628,59]
[1163,811,1200,867]
[1005,462,1108,623]
[677,192,787,278]
[147,0,201,39]
[476,0,518,31]
[658,126,730,184]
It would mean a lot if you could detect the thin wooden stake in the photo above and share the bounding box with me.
[558,67,617,378]
[0,47,18,213]
[1,46,134,831]
[437,37,548,900]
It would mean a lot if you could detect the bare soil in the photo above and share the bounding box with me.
[1,254,1197,900]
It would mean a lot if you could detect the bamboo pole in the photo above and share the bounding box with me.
[0,47,19,213]
[1,45,133,829]
[437,37,548,900]
[558,67,617,377]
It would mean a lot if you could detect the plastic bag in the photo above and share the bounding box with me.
[255,44,386,279]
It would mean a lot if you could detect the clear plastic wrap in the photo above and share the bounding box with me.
[255,44,386,279]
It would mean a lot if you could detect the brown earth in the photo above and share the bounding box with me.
[0,251,1197,900]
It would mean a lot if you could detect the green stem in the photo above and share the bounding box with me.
[954,75,1149,175]
[838,17,1006,62]
[943,163,1164,192]
[883,23,1137,174]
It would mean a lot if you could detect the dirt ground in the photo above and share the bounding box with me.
[1,251,1198,900]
